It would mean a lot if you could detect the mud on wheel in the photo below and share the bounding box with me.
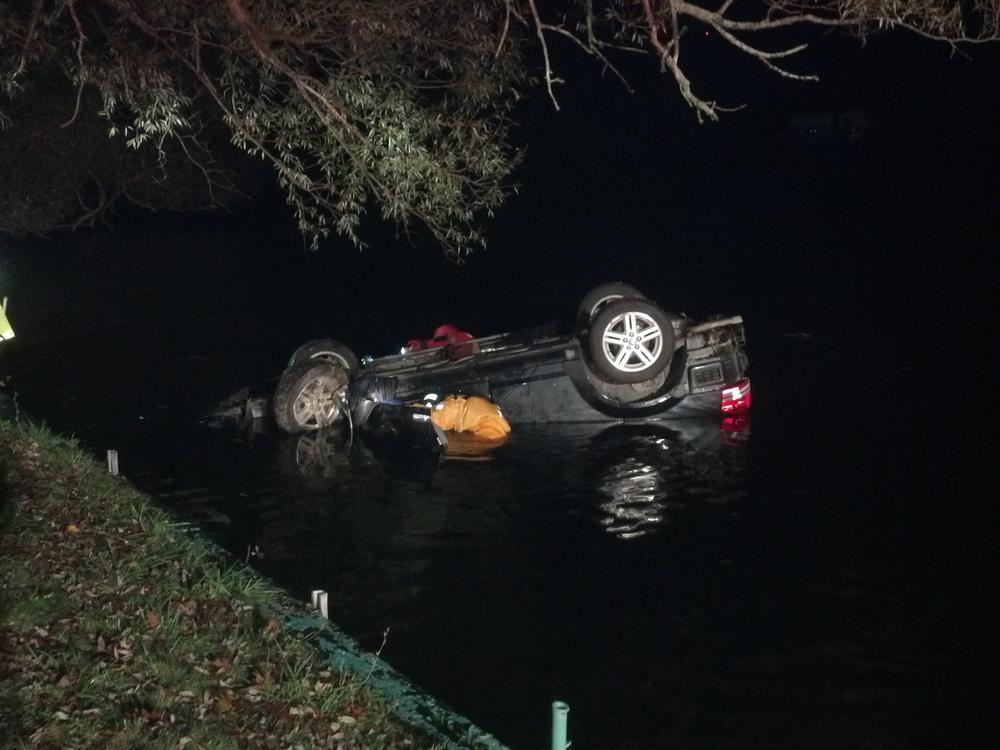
[587,298,676,384]
[273,360,349,433]
[287,338,359,371]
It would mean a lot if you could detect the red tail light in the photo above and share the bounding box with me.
[720,377,751,415]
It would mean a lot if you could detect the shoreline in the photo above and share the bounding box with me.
[0,417,507,749]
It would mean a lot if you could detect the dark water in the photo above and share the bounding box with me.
[5,271,996,748]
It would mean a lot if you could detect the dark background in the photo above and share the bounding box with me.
[4,31,997,373]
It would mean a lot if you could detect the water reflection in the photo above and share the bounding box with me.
[259,416,748,544]
[151,416,749,581]
[128,414,751,749]
[440,431,509,461]
[598,456,666,539]
[586,420,750,539]
[279,429,347,478]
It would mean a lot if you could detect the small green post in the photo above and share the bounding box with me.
[551,701,569,750]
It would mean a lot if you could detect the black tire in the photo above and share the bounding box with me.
[273,360,349,433]
[288,339,359,371]
[577,282,645,331]
[588,298,675,384]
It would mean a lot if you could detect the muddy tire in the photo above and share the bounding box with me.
[588,298,675,384]
[273,360,349,433]
[577,282,644,331]
[288,339,359,372]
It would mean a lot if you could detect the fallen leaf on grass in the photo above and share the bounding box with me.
[252,669,273,686]
[112,639,132,661]
[146,610,160,629]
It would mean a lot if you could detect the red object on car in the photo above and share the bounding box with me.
[403,324,475,357]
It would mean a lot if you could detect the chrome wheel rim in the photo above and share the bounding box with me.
[600,311,664,373]
[291,377,344,428]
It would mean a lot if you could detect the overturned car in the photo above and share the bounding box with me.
[258,283,750,435]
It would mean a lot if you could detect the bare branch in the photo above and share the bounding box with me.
[693,10,819,80]
[59,0,87,127]
[525,0,561,110]
[496,0,511,57]
[14,0,44,77]
[537,22,634,91]
[640,0,720,118]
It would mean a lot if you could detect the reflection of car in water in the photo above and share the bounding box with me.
[583,420,750,539]
[271,415,749,542]
[245,282,750,434]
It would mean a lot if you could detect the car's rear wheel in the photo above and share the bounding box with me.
[288,339,359,372]
[588,298,675,384]
[273,360,349,433]
[577,282,644,331]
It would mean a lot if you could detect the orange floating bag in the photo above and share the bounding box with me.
[430,395,511,441]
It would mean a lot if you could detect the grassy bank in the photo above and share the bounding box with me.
[0,419,438,750]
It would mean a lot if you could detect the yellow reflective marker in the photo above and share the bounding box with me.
[0,303,14,342]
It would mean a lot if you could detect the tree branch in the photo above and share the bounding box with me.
[525,0,561,110]
[14,0,45,77]
[59,0,87,127]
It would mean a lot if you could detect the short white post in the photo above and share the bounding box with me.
[106,450,119,476]
[310,589,329,619]
[551,701,570,750]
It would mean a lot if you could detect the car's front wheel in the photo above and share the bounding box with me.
[273,360,349,433]
[587,298,675,384]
